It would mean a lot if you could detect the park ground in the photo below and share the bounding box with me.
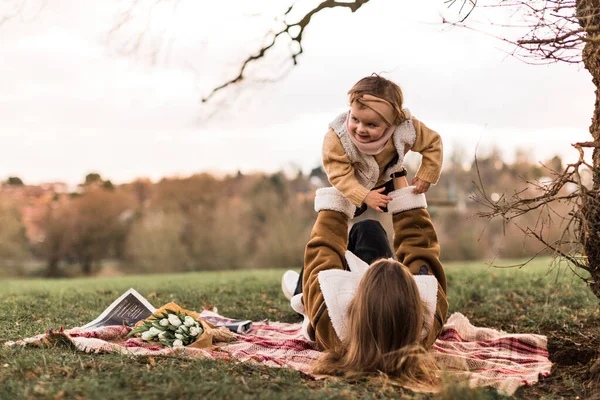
[0,257,599,399]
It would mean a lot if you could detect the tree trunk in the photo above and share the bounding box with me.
[46,256,59,277]
[579,0,600,299]
[81,258,93,276]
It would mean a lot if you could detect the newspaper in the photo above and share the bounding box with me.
[82,288,252,334]
[201,314,253,334]
[82,288,156,330]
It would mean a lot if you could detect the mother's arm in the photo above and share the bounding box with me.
[388,187,448,348]
[392,207,446,291]
[302,189,354,350]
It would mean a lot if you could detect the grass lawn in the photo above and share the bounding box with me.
[1,257,599,399]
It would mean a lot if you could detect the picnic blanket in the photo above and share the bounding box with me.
[6,311,551,396]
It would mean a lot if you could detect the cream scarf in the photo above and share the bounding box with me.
[345,111,396,155]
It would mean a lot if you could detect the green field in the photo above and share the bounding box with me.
[1,258,599,399]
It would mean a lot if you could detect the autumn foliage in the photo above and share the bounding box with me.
[0,151,580,277]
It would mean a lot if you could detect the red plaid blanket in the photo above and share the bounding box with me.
[6,311,551,395]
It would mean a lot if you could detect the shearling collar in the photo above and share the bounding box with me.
[326,110,417,190]
[291,250,438,342]
[318,250,437,341]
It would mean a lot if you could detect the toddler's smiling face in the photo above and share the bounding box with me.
[348,102,388,143]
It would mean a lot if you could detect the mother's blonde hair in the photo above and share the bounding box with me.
[312,259,439,389]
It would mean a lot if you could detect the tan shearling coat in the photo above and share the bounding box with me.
[302,208,448,351]
[323,116,443,206]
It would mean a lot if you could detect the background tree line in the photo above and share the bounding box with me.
[0,148,580,278]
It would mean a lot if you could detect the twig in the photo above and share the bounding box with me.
[202,0,371,102]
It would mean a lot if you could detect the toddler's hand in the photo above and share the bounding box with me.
[364,187,393,213]
[411,178,430,194]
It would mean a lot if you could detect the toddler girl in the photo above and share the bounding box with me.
[322,74,443,215]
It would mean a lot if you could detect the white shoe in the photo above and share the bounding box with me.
[281,270,299,300]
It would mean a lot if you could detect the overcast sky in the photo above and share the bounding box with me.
[0,0,594,186]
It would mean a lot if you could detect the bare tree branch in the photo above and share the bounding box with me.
[448,0,589,64]
[444,0,478,22]
[0,0,48,29]
[448,0,600,299]
[469,137,600,296]
[201,0,371,102]
[108,0,181,64]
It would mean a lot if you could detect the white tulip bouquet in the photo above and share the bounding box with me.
[127,309,204,347]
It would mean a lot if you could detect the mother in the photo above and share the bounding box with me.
[282,175,448,384]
